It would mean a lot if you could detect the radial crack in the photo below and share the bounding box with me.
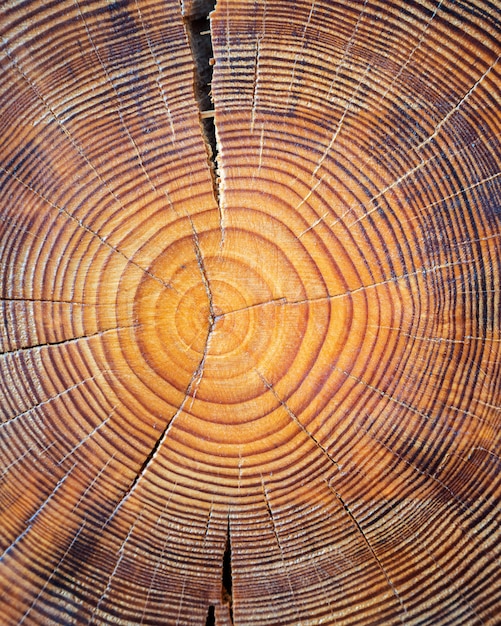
[0,374,103,430]
[103,226,215,525]
[0,325,140,359]
[257,372,340,471]
[216,297,287,319]
[0,165,175,292]
[261,479,302,623]
[102,320,214,527]
[416,53,500,152]
[18,521,87,625]
[90,513,144,624]
[334,490,408,622]
[182,1,220,205]
[221,517,234,624]
[205,606,215,626]
[0,462,77,562]
[0,297,88,305]
[189,216,216,325]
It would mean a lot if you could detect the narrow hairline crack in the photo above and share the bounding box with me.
[333,489,408,623]
[215,257,469,320]
[0,324,141,359]
[189,215,216,325]
[257,371,341,472]
[261,478,302,623]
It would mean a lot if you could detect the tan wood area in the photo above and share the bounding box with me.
[0,0,500,624]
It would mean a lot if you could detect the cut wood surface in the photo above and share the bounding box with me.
[0,0,500,624]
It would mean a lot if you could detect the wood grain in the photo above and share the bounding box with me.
[0,0,500,624]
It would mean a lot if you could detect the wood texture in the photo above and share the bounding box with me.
[0,0,500,624]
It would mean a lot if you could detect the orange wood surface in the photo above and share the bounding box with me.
[0,0,500,624]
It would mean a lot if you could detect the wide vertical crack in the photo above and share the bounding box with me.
[222,518,234,623]
[182,0,219,202]
[205,605,215,626]
[203,518,233,626]
[96,3,217,503]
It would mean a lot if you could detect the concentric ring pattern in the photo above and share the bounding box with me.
[0,0,500,624]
